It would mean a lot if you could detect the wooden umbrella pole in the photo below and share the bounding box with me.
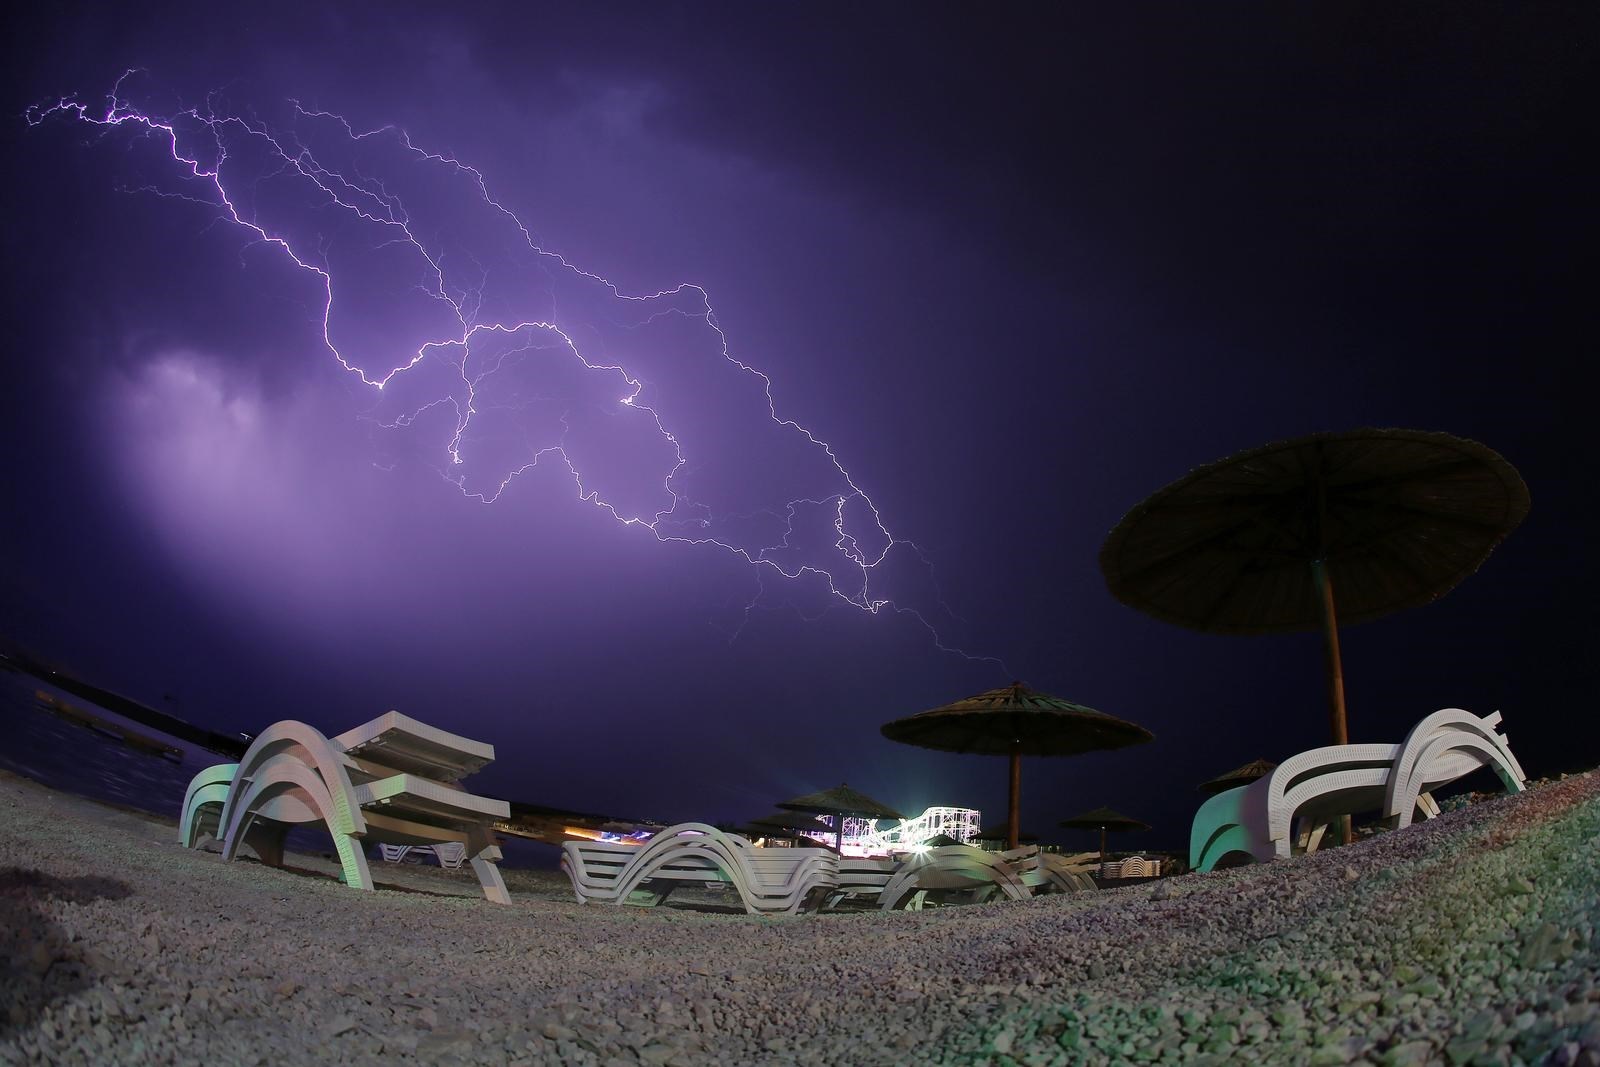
[834,811,844,853]
[1312,456,1352,847]
[1312,558,1349,747]
[1311,461,1349,748]
[1007,742,1022,851]
[1313,556,1352,846]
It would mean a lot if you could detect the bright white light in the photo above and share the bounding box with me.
[810,806,981,858]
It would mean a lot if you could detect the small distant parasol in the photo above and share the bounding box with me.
[974,823,1038,845]
[777,784,904,852]
[881,681,1153,851]
[1198,758,1278,797]
[1059,806,1151,862]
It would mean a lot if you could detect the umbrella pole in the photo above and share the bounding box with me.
[834,812,843,854]
[1312,558,1350,748]
[1312,556,1352,846]
[1100,825,1108,864]
[1007,743,1022,851]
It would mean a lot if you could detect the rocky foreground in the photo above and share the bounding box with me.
[2,769,1597,1067]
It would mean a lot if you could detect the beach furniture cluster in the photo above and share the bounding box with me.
[378,841,469,869]
[170,705,1528,911]
[563,831,1103,913]
[1101,855,1161,879]
[561,823,840,914]
[179,711,513,904]
[1190,707,1527,872]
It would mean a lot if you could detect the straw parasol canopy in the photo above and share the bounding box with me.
[974,823,1038,844]
[1060,806,1151,861]
[881,681,1154,851]
[1198,758,1278,797]
[1101,428,1528,751]
[777,784,904,851]
[743,811,831,840]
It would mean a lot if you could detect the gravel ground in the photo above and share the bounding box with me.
[2,768,1597,1067]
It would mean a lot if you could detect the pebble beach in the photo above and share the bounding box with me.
[2,767,1598,1066]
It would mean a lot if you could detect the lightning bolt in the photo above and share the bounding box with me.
[27,71,1003,667]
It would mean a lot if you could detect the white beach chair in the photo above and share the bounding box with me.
[178,712,512,904]
[877,844,1033,910]
[561,823,838,915]
[178,762,238,848]
[1030,851,1099,893]
[824,857,900,909]
[1190,708,1526,872]
[1118,855,1155,878]
[376,842,467,868]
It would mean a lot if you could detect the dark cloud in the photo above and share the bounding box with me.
[2,4,1595,848]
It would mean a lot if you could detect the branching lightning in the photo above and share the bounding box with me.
[27,72,1001,665]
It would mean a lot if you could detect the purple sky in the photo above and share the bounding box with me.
[3,4,1595,849]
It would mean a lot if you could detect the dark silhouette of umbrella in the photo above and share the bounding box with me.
[741,811,831,841]
[777,784,903,852]
[1101,429,1528,751]
[881,681,1154,851]
[974,823,1038,845]
[1198,758,1278,797]
[1060,806,1151,862]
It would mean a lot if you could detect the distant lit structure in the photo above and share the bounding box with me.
[797,806,981,857]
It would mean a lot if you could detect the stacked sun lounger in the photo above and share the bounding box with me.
[562,823,839,915]
[377,842,469,869]
[877,844,1035,910]
[1035,851,1100,893]
[1102,855,1160,879]
[179,711,512,904]
[1190,708,1526,872]
[826,857,900,910]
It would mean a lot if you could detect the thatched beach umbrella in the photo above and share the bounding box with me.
[749,811,831,834]
[1101,429,1528,751]
[881,682,1154,851]
[741,811,828,842]
[974,823,1038,845]
[777,784,903,852]
[1059,806,1151,862]
[1198,758,1278,797]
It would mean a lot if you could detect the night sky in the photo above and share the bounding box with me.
[3,4,1595,852]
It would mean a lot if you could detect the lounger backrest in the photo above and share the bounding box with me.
[1384,708,1526,828]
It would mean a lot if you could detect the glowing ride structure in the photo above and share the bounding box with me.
[780,806,982,858]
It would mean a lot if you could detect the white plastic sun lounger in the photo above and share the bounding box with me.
[378,841,469,869]
[1032,851,1099,894]
[179,712,512,904]
[561,823,839,915]
[1191,708,1526,872]
[878,844,1033,910]
[824,857,901,909]
[1109,855,1159,878]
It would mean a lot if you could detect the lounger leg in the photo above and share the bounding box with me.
[467,828,511,905]
[242,822,288,868]
[1303,823,1329,855]
[1416,792,1441,820]
[628,883,671,907]
[334,834,375,891]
